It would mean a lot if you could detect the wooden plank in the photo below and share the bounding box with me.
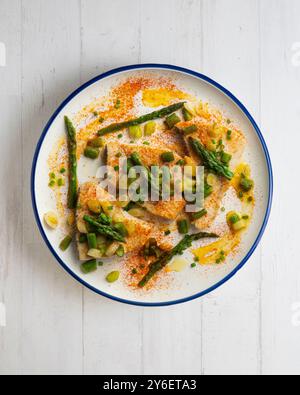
[80,0,144,375]
[201,0,262,375]
[80,0,143,80]
[260,0,300,375]
[140,0,204,375]
[20,0,83,374]
[0,0,22,375]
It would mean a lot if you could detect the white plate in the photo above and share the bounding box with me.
[31,64,273,306]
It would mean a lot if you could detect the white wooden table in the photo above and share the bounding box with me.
[0,0,299,375]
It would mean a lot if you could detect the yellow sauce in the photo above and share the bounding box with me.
[167,257,188,272]
[193,162,255,265]
[192,232,241,265]
[231,163,255,216]
[142,88,189,107]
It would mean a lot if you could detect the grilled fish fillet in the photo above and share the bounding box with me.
[179,119,246,229]
[76,182,153,261]
[106,142,186,220]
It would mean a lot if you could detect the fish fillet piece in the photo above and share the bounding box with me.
[76,182,153,261]
[180,119,246,167]
[106,142,186,220]
[179,119,246,229]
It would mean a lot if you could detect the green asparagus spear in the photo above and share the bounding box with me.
[64,116,78,209]
[83,215,125,243]
[97,213,112,226]
[98,102,185,136]
[138,232,218,287]
[189,138,234,180]
[130,153,161,198]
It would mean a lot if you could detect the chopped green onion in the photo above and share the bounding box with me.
[60,168,66,174]
[239,177,254,192]
[165,113,181,129]
[176,159,186,166]
[129,125,143,140]
[144,121,156,136]
[106,271,120,283]
[118,134,123,139]
[177,219,189,234]
[81,259,97,274]
[191,263,197,268]
[182,107,193,121]
[191,209,208,221]
[87,233,97,249]
[59,235,72,251]
[115,99,121,109]
[116,245,125,257]
[79,234,87,243]
[88,137,104,148]
[204,182,213,198]
[57,178,64,187]
[179,125,198,135]
[229,214,240,224]
[84,146,99,159]
[161,152,175,163]
[221,152,232,165]
[164,230,171,236]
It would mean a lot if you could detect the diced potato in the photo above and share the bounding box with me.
[87,199,102,214]
[105,242,121,257]
[183,177,195,193]
[44,211,59,229]
[115,200,129,208]
[126,222,136,236]
[87,249,104,259]
[207,173,219,188]
[67,212,75,226]
[226,211,240,225]
[144,121,156,136]
[232,219,247,232]
[112,213,125,223]
[184,156,197,177]
[206,140,217,152]
[226,211,247,232]
[100,201,115,216]
[77,219,88,234]
[128,208,145,218]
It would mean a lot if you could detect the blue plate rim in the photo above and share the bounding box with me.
[31,63,273,307]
